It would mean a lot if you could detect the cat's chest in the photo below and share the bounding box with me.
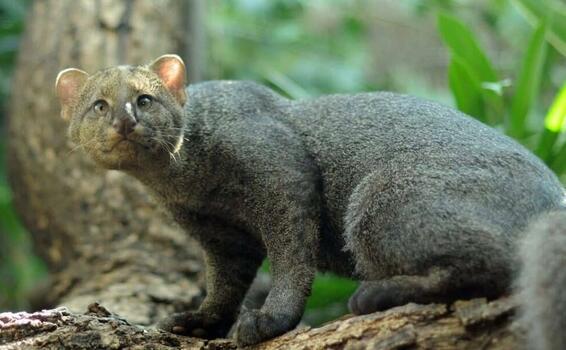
[159,181,249,229]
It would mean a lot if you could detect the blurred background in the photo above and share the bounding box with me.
[0,0,564,326]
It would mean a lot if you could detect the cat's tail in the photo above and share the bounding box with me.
[517,208,566,350]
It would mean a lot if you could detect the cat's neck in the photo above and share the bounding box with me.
[126,116,204,202]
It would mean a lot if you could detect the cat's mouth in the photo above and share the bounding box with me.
[102,138,150,153]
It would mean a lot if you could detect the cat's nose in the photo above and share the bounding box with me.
[112,117,137,137]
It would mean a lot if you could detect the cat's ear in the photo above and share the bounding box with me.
[149,54,187,105]
[55,68,89,121]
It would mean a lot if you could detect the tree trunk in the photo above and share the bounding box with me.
[3,1,523,349]
[7,0,205,325]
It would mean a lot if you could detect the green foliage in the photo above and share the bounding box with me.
[304,274,357,326]
[438,13,499,84]
[0,143,46,311]
[0,0,29,108]
[512,0,566,55]
[438,12,505,125]
[509,22,547,138]
[447,55,485,122]
[544,84,566,172]
[206,0,377,97]
[0,0,45,311]
[438,4,566,177]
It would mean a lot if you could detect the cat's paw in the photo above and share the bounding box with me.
[233,309,294,346]
[348,281,403,315]
[157,311,233,339]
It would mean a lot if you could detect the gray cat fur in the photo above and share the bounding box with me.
[57,60,565,346]
[518,211,566,350]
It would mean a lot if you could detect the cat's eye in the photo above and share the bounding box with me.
[137,95,153,108]
[93,100,109,115]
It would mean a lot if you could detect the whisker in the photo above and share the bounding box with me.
[155,137,179,164]
[159,131,186,155]
[66,144,84,156]
[166,140,181,163]
[160,126,186,131]
[65,138,99,157]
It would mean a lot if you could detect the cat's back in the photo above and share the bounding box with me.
[290,91,514,152]
[289,91,564,226]
[186,80,288,120]
[288,91,551,175]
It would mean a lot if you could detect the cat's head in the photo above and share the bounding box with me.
[55,54,187,171]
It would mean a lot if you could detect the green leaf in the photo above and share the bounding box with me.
[448,56,485,122]
[263,69,310,99]
[544,82,566,133]
[437,12,499,83]
[512,0,566,56]
[541,83,566,171]
[437,12,504,125]
[551,140,566,175]
[303,273,357,325]
[306,274,358,310]
[538,129,561,163]
[508,23,548,139]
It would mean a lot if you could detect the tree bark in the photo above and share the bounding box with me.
[0,297,520,349]
[4,1,524,349]
[7,0,204,325]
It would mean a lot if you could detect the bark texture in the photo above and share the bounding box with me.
[0,298,520,349]
[7,0,204,325]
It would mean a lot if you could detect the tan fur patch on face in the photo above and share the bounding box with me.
[126,68,164,95]
[83,68,155,107]
[67,62,185,171]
